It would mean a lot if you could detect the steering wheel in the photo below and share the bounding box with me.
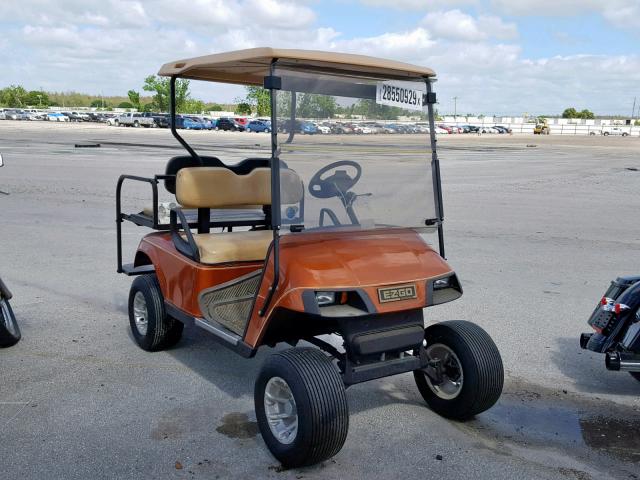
[308,161,362,199]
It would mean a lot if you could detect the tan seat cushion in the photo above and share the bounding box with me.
[184,230,273,264]
[176,167,303,208]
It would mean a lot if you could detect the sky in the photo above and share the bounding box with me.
[1,0,639,116]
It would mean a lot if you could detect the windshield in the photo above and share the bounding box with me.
[274,68,437,233]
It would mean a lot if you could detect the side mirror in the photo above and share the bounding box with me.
[0,153,4,167]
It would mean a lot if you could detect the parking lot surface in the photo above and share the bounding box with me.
[0,121,638,479]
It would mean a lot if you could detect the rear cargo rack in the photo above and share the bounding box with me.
[116,174,266,274]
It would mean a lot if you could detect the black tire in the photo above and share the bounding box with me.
[128,274,183,351]
[0,298,21,348]
[414,321,503,420]
[630,372,640,382]
[255,348,349,468]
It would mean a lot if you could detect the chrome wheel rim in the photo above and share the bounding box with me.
[264,376,298,445]
[424,343,464,400]
[0,300,16,336]
[133,291,148,336]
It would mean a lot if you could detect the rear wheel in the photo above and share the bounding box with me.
[0,298,20,348]
[128,274,183,351]
[255,348,349,468]
[414,321,503,420]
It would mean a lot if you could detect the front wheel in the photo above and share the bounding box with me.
[0,298,21,348]
[414,321,503,420]
[255,348,349,468]
[128,274,183,351]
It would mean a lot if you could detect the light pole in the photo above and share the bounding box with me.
[453,96,458,119]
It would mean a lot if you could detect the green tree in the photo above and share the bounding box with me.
[0,85,28,107]
[24,90,49,107]
[91,99,108,108]
[127,90,141,110]
[207,103,223,112]
[297,94,337,119]
[183,98,205,114]
[235,102,252,115]
[579,109,594,119]
[142,75,190,112]
[118,101,134,109]
[245,86,271,116]
[562,107,578,118]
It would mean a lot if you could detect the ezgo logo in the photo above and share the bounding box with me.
[377,284,417,303]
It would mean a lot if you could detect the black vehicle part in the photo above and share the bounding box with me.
[426,273,463,306]
[580,333,593,349]
[0,298,20,348]
[622,321,640,350]
[586,276,640,353]
[605,351,640,372]
[337,310,428,385]
[169,207,200,262]
[255,347,349,468]
[0,276,12,300]
[165,302,256,358]
[586,332,608,352]
[339,309,424,357]
[630,372,640,382]
[128,274,183,351]
[414,320,503,420]
[308,161,362,199]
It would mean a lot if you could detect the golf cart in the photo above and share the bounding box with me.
[116,48,504,467]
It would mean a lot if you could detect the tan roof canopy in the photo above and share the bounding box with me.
[158,47,435,85]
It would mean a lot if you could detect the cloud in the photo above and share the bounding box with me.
[490,0,640,30]
[422,9,517,41]
[331,28,435,58]
[360,0,478,10]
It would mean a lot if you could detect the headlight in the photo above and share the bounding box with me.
[315,291,336,306]
[433,278,450,290]
[428,274,463,306]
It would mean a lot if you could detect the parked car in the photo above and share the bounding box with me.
[493,125,512,134]
[315,123,331,134]
[174,116,204,130]
[300,121,318,135]
[46,112,69,122]
[5,110,29,120]
[246,120,271,133]
[334,123,354,134]
[116,112,155,128]
[216,117,245,131]
[601,127,629,136]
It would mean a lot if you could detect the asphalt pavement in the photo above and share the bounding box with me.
[0,121,638,479]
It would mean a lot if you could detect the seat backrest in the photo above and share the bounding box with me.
[164,155,273,194]
[176,167,303,209]
[164,155,223,194]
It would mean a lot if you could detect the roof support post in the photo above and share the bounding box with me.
[425,78,445,259]
[259,60,282,316]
